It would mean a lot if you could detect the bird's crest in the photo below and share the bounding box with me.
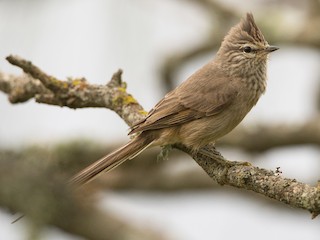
[240,13,266,44]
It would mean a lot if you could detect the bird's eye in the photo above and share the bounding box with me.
[243,46,252,53]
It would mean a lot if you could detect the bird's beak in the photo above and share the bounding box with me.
[265,45,279,53]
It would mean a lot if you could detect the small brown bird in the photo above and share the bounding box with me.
[70,13,278,186]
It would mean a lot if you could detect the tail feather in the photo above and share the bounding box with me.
[69,134,154,186]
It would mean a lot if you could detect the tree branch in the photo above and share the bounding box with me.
[4,55,146,127]
[1,55,320,218]
[175,144,320,218]
[0,151,167,240]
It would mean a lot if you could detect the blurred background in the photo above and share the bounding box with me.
[1,0,320,239]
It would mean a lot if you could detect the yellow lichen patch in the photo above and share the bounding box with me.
[48,76,68,89]
[71,77,86,84]
[139,109,148,116]
[121,82,127,89]
[123,94,137,105]
[71,78,88,89]
[117,87,126,93]
[72,79,83,86]
[63,82,69,88]
[113,89,138,106]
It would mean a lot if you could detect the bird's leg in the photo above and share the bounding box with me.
[157,144,173,161]
[197,144,251,167]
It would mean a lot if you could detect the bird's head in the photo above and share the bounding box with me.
[217,13,278,75]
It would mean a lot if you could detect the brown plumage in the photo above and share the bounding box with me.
[70,13,278,186]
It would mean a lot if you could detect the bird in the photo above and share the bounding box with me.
[70,13,278,186]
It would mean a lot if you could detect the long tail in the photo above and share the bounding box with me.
[69,133,154,186]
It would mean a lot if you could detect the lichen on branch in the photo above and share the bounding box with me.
[1,55,319,218]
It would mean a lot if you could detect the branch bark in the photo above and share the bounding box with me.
[4,55,146,127]
[176,144,320,218]
[1,55,320,219]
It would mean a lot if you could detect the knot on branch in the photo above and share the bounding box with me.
[106,69,137,110]
[107,69,125,88]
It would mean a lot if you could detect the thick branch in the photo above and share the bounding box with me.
[0,71,48,103]
[4,55,146,127]
[1,55,320,217]
[0,154,167,240]
[175,144,320,217]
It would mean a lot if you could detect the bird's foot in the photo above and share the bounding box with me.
[157,145,172,161]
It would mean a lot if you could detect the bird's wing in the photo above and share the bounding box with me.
[129,64,238,134]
